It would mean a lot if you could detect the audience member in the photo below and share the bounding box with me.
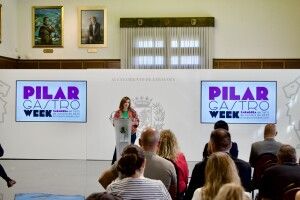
[214,183,251,200]
[184,128,251,200]
[191,152,248,200]
[99,128,177,199]
[86,192,122,200]
[0,144,16,188]
[106,144,171,200]
[296,190,300,200]
[157,129,189,199]
[202,120,238,159]
[259,144,300,200]
[249,123,282,167]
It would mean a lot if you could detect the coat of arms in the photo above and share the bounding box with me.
[132,96,165,133]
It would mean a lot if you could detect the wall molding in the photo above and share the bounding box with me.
[213,59,300,69]
[1,56,300,69]
[0,56,121,69]
[120,17,214,28]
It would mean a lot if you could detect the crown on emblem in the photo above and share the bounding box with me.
[133,96,152,107]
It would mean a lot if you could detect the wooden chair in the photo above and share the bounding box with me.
[252,153,278,189]
[251,153,278,200]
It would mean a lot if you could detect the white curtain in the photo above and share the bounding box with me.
[121,27,214,69]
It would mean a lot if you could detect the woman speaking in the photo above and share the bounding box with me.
[111,96,139,164]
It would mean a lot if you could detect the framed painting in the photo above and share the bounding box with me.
[32,6,63,48]
[0,4,2,43]
[78,7,107,48]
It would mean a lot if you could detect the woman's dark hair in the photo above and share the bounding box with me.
[119,96,131,110]
[86,192,122,200]
[117,144,145,177]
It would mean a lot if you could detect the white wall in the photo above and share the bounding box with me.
[0,0,18,58]
[14,0,300,60]
[1,69,300,162]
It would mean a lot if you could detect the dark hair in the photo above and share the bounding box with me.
[119,96,131,111]
[214,120,229,131]
[277,144,297,163]
[210,128,232,152]
[86,192,122,200]
[43,17,49,22]
[117,144,145,177]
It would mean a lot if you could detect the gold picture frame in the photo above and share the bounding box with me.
[78,6,107,48]
[32,6,63,48]
[0,4,2,43]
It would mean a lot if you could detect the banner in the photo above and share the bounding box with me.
[16,80,87,122]
[201,81,277,123]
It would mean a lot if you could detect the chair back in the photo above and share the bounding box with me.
[283,187,300,200]
[252,153,278,189]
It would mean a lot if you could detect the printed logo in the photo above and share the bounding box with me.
[0,80,10,123]
[283,77,300,148]
[132,96,165,132]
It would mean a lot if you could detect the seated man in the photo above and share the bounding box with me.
[249,123,282,167]
[184,128,251,200]
[99,127,177,199]
[203,120,239,159]
[259,144,300,200]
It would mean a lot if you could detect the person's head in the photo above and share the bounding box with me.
[117,144,145,177]
[214,183,250,200]
[202,152,241,200]
[277,144,297,164]
[90,16,97,25]
[139,127,159,152]
[119,96,131,111]
[43,17,49,25]
[157,129,179,161]
[210,128,232,153]
[214,120,229,131]
[296,190,300,200]
[86,192,122,200]
[264,123,277,138]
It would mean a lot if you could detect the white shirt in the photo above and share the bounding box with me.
[107,177,172,200]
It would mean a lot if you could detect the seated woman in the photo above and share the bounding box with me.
[192,152,249,200]
[106,144,171,200]
[157,129,189,199]
[214,183,251,200]
[296,190,300,200]
[86,192,122,200]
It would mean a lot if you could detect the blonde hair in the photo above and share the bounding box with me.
[201,152,241,200]
[157,129,179,161]
[296,191,300,200]
[214,183,250,200]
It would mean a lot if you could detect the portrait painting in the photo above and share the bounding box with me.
[32,6,63,48]
[0,4,2,43]
[78,7,107,48]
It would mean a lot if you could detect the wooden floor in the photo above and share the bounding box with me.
[0,159,197,200]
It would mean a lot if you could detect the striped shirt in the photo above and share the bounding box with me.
[107,177,172,200]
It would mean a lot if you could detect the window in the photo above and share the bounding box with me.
[120,18,214,69]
